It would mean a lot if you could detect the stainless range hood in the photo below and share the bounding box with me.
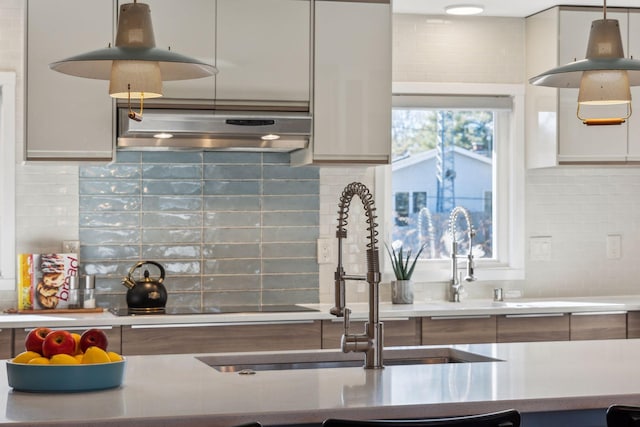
[117,106,312,152]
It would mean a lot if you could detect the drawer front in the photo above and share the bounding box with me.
[497,314,570,343]
[422,316,497,345]
[122,321,322,355]
[570,312,627,340]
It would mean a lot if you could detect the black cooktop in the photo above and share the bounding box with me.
[109,305,319,316]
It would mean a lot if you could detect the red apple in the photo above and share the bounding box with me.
[42,330,76,358]
[79,328,108,352]
[24,327,52,354]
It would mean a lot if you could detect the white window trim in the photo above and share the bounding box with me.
[0,72,16,291]
[376,82,525,283]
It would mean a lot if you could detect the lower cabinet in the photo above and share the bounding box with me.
[0,329,13,359]
[497,314,570,343]
[13,326,121,357]
[321,318,420,349]
[422,316,497,345]
[570,312,627,340]
[121,321,322,355]
[627,311,640,338]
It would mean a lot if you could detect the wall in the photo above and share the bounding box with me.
[6,5,640,309]
[78,151,320,308]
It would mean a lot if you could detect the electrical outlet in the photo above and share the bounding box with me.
[317,238,334,264]
[62,240,80,254]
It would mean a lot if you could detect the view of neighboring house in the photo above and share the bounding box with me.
[391,146,493,220]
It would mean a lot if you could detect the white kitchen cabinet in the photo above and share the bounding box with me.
[216,0,310,103]
[133,0,216,99]
[135,0,309,103]
[291,0,392,166]
[26,0,115,161]
[526,6,637,167]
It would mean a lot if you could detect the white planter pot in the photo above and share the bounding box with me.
[391,280,413,304]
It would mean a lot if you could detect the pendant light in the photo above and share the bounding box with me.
[49,1,217,121]
[529,0,640,125]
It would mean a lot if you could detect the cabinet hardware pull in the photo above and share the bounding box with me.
[131,320,314,329]
[571,311,627,316]
[430,315,491,320]
[504,313,565,318]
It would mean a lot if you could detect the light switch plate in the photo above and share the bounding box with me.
[606,234,622,259]
[529,236,552,261]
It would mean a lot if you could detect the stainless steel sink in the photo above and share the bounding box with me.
[197,347,502,373]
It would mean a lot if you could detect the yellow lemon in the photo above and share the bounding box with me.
[12,351,42,364]
[74,354,84,363]
[81,346,111,364]
[49,353,80,365]
[27,357,50,365]
[71,333,82,355]
[107,351,123,362]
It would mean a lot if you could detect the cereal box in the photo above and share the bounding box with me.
[30,253,79,310]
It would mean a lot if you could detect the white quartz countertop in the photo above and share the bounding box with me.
[0,295,637,328]
[1,339,640,426]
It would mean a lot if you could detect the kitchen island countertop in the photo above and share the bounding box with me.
[1,338,639,426]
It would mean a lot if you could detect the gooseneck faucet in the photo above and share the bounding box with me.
[448,206,476,302]
[330,182,383,369]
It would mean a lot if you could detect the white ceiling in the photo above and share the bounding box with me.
[393,0,640,18]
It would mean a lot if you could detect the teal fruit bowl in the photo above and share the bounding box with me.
[6,359,125,392]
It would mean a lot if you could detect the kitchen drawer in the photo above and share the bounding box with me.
[121,321,322,355]
[0,329,12,359]
[570,312,627,340]
[321,318,420,349]
[497,313,570,343]
[422,316,497,345]
[627,311,640,338]
[13,326,121,357]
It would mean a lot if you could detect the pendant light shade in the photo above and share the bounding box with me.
[49,2,217,99]
[529,3,640,124]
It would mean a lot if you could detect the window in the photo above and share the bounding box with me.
[0,72,16,291]
[412,192,426,213]
[377,83,524,282]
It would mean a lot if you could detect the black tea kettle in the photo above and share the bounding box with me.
[121,261,168,311]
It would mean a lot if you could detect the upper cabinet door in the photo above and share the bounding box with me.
[27,0,115,161]
[302,0,391,164]
[138,0,216,99]
[216,0,311,103]
[626,10,640,161]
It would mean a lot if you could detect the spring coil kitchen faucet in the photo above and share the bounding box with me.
[449,206,476,302]
[330,182,383,369]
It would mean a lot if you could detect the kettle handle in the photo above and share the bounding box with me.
[126,261,165,284]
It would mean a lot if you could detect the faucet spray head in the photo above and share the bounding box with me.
[465,254,476,282]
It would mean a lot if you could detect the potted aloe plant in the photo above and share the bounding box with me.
[385,241,426,304]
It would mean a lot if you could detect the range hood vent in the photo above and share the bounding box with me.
[117,106,312,152]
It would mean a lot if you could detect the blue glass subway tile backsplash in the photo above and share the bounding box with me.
[79,151,320,309]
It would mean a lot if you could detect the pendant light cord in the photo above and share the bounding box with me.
[603,0,607,21]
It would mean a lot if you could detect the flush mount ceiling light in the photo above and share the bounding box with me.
[529,0,640,125]
[49,1,217,121]
[444,4,484,15]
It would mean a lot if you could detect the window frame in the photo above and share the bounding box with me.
[0,72,16,291]
[376,82,525,283]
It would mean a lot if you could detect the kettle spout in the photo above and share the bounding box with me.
[121,277,136,289]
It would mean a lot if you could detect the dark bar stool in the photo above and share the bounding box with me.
[323,409,520,427]
[607,405,640,427]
